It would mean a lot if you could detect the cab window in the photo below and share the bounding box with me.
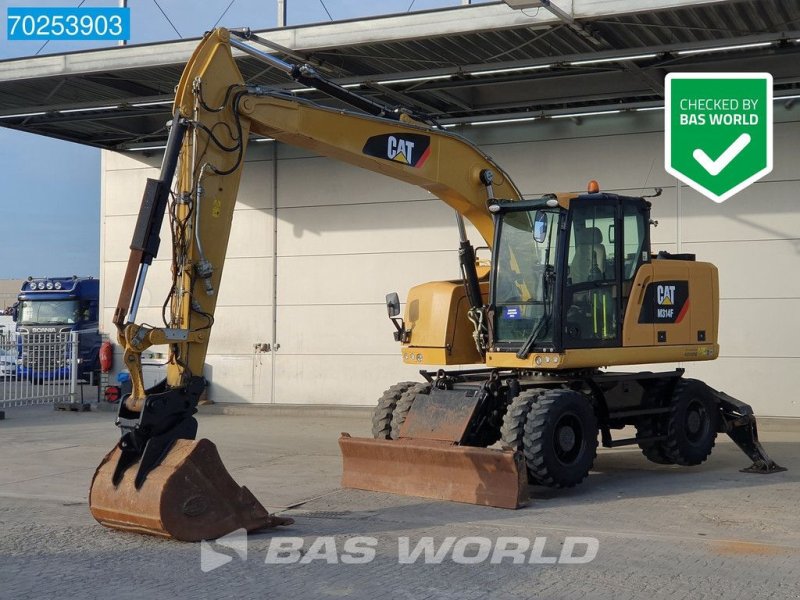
[564,202,618,347]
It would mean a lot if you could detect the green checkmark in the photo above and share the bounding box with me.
[692,133,751,176]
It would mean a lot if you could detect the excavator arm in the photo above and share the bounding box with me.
[117,28,521,406]
[90,28,524,540]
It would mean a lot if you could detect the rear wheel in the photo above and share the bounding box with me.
[371,382,417,439]
[523,389,598,488]
[636,379,677,465]
[637,421,674,465]
[663,379,718,466]
[390,383,431,439]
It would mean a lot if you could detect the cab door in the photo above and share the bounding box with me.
[620,200,653,346]
[562,198,621,349]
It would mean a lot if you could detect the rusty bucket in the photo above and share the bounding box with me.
[89,438,292,542]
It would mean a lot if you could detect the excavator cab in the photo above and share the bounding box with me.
[490,193,653,356]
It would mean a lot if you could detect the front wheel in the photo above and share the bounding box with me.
[500,388,544,482]
[390,383,431,439]
[371,381,417,439]
[523,389,598,488]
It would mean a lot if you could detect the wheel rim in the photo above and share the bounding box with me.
[685,398,709,444]
[553,412,584,465]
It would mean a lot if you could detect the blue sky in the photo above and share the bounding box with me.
[0,0,481,279]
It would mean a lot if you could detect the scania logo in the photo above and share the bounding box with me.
[362,133,431,168]
[31,327,57,333]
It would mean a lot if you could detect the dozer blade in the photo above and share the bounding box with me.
[339,434,528,509]
[90,438,293,542]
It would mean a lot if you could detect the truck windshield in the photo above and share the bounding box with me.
[19,300,80,325]
[493,208,560,346]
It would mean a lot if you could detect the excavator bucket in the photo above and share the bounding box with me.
[339,387,528,509]
[339,435,527,509]
[89,438,292,542]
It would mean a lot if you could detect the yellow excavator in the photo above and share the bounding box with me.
[89,28,783,541]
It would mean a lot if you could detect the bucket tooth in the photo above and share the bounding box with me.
[339,433,528,509]
[89,438,292,542]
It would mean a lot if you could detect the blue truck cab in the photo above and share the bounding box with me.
[14,276,101,380]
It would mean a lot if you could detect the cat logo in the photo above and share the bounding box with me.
[362,133,431,168]
[656,285,676,318]
[656,285,676,306]
[387,136,415,165]
[638,281,689,325]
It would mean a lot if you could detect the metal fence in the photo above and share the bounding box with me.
[0,330,82,408]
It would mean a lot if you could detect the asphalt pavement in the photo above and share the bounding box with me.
[0,404,798,600]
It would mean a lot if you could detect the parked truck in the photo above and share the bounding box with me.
[14,276,101,381]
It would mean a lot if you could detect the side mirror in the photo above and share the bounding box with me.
[386,292,401,318]
[533,210,548,244]
[11,302,18,322]
[385,292,410,343]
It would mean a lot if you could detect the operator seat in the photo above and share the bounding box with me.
[570,227,606,283]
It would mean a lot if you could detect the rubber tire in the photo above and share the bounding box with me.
[371,381,417,439]
[636,379,677,465]
[663,378,719,466]
[637,421,674,465]
[500,389,542,450]
[390,383,432,439]
[500,388,545,483]
[523,389,598,488]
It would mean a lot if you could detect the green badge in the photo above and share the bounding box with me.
[665,73,772,203]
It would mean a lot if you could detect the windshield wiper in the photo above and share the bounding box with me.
[516,264,554,359]
[516,312,549,359]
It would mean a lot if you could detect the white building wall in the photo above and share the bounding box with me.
[100,106,800,417]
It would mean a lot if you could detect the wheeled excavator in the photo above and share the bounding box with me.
[89,28,783,541]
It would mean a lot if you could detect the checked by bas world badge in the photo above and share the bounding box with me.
[665,73,772,203]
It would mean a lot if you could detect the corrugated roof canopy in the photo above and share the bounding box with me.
[1,0,799,150]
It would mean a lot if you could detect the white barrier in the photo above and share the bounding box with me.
[0,331,81,408]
